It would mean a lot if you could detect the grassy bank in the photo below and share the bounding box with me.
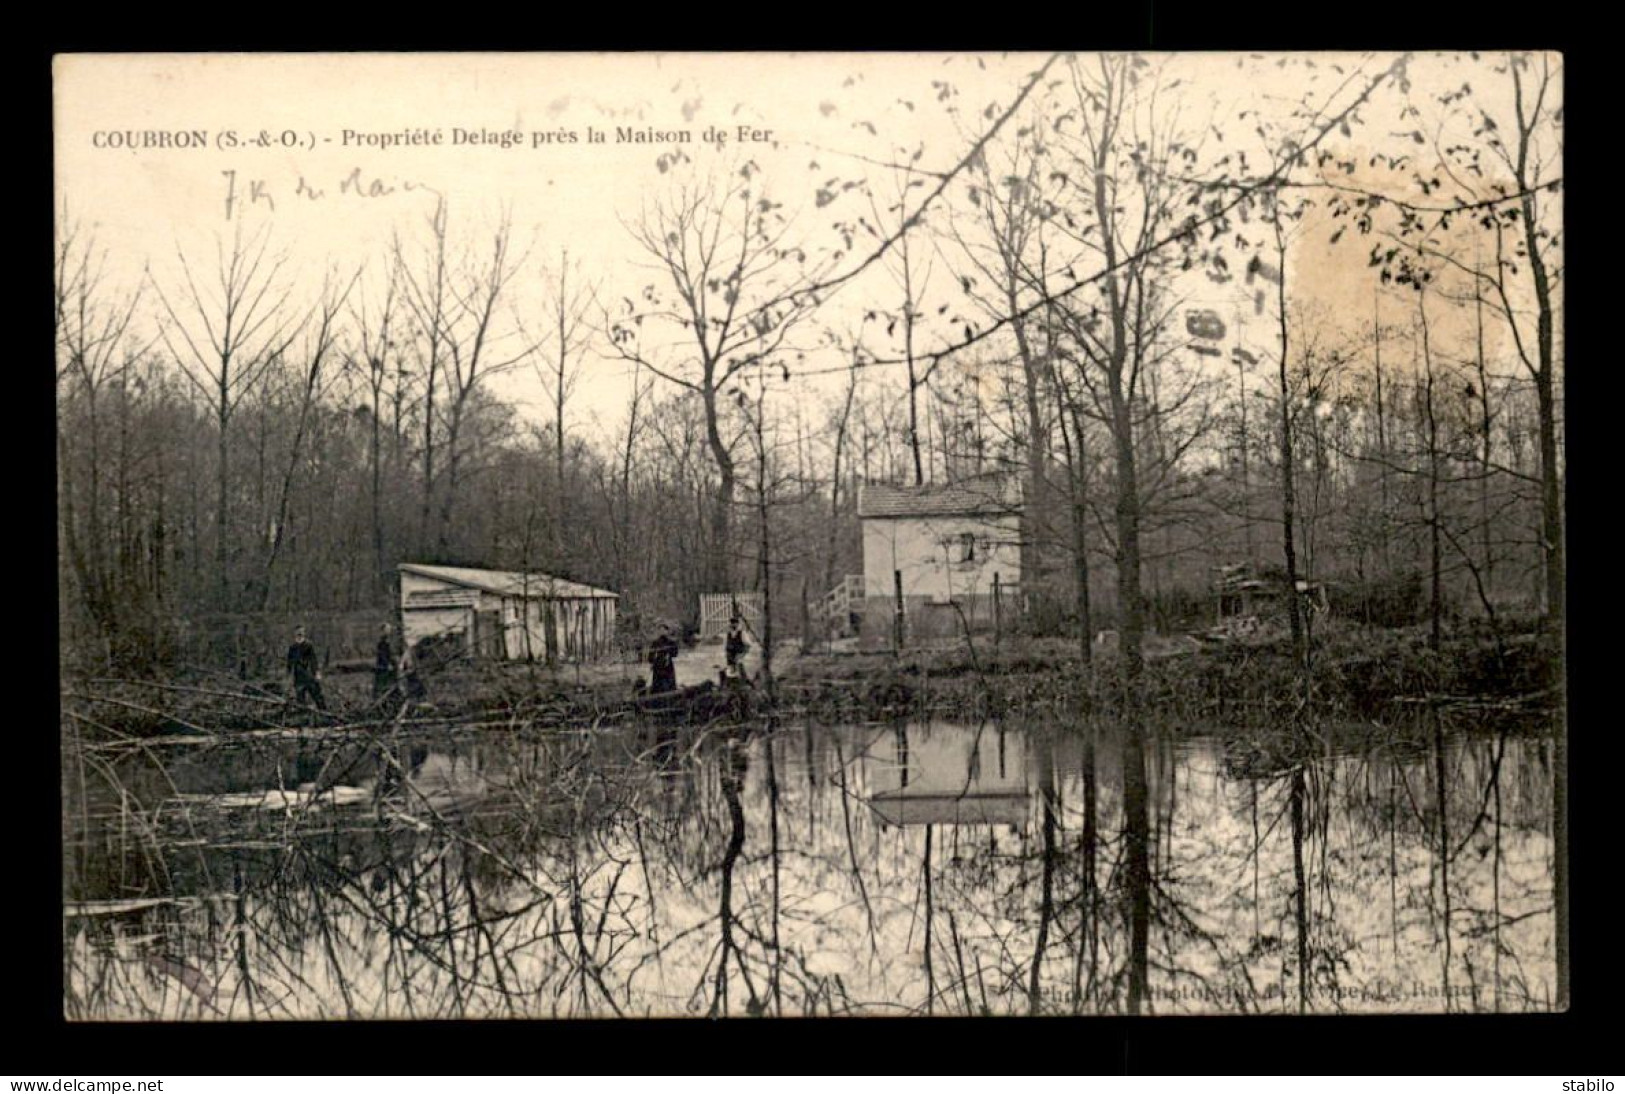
[62,621,1560,741]
[775,623,1560,725]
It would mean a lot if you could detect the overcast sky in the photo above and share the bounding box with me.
[55,52,1556,443]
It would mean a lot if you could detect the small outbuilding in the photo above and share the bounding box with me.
[1211,563,1328,633]
[398,563,618,663]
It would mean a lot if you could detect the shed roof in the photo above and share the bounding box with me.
[857,476,1019,520]
[399,563,618,600]
[1214,572,1325,595]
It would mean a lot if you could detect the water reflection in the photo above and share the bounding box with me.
[863,723,1030,827]
[63,710,1558,1018]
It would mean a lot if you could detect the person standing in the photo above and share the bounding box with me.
[399,641,428,702]
[725,616,750,676]
[373,623,397,699]
[287,626,326,711]
[649,623,679,694]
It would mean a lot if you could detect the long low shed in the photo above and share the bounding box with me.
[399,564,618,662]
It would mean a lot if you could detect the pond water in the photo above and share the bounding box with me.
[62,708,1558,1018]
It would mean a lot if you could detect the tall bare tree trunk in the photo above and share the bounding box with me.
[1374,295,1391,574]
[825,371,858,595]
[216,392,232,611]
[703,382,737,596]
[1272,212,1305,666]
[1473,250,1495,595]
[1418,289,1443,653]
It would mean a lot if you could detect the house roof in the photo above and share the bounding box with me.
[1214,572,1325,595]
[399,563,618,600]
[857,477,1019,520]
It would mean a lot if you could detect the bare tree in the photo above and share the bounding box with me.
[151,224,304,611]
[56,220,145,638]
[531,249,599,562]
[351,261,403,600]
[863,165,940,486]
[256,268,359,610]
[609,159,829,600]
[953,127,1062,614]
[398,202,530,554]
[1047,54,1195,684]
[1269,203,1309,665]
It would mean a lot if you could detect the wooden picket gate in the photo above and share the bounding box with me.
[698,593,764,639]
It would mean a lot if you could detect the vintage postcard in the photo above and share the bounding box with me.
[55,51,1564,1019]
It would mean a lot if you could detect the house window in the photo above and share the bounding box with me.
[956,532,977,564]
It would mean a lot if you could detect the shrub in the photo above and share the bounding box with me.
[1148,584,1213,632]
[1325,569,1425,628]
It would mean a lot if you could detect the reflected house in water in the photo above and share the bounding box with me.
[63,712,1559,1018]
[864,722,1030,827]
[399,563,618,662]
[401,749,493,811]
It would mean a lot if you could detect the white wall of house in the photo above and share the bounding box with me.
[402,605,475,648]
[862,514,1021,602]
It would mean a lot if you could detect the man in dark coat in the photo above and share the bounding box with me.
[400,641,428,702]
[725,617,749,676]
[373,623,397,699]
[649,623,679,694]
[287,626,326,711]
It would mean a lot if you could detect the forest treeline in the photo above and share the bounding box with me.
[56,52,1562,677]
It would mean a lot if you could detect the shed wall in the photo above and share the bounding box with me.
[398,569,618,662]
[402,605,474,649]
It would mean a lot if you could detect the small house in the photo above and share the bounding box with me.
[398,563,618,662]
[856,475,1021,644]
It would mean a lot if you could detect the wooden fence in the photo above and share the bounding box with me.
[698,593,764,639]
[808,574,865,638]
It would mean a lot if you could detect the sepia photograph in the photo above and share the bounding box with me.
[54,50,1565,1020]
